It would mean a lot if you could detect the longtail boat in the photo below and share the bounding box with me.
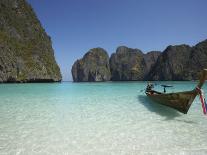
[145,69,207,114]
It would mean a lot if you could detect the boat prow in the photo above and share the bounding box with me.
[146,69,207,114]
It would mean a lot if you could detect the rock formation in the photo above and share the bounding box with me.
[188,40,207,79]
[109,47,161,81]
[148,39,207,80]
[143,51,161,74]
[72,46,161,82]
[72,39,207,82]
[0,0,61,82]
[72,48,111,82]
[110,46,146,81]
[147,45,192,80]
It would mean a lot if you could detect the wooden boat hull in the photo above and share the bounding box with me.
[145,69,207,114]
[146,90,197,114]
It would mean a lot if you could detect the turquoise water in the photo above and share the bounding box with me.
[0,82,207,154]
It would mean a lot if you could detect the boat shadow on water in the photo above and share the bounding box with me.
[138,95,198,124]
[138,95,182,120]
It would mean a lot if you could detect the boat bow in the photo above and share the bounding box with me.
[146,69,207,114]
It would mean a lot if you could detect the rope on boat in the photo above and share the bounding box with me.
[196,87,207,115]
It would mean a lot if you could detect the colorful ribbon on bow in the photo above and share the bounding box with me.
[196,87,207,115]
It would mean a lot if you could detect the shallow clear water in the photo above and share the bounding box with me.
[0,81,207,155]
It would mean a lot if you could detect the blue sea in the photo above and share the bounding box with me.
[0,82,207,155]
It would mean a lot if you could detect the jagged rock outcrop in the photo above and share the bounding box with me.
[110,46,146,81]
[0,0,61,82]
[71,39,207,82]
[148,39,207,80]
[109,46,160,81]
[143,51,161,76]
[188,40,207,79]
[72,48,111,82]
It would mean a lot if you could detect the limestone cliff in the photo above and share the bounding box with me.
[72,48,111,82]
[109,47,161,81]
[0,0,61,82]
[110,46,146,81]
[71,40,207,82]
[143,51,161,75]
[72,46,161,82]
[147,40,207,80]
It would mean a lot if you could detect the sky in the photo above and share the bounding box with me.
[27,0,207,81]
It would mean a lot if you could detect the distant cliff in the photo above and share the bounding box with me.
[109,46,160,81]
[72,39,207,82]
[72,48,111,82]
[143,51,161,75]
[148,40,207,80]
[0,0,61,82]
[110,46,145,81]
[72,46,160,82]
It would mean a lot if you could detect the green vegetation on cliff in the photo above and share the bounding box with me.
[0,0,61,82]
